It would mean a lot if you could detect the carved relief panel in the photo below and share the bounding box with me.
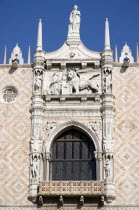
[43,67,101,95]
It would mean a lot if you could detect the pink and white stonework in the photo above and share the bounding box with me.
[0,5,139,210]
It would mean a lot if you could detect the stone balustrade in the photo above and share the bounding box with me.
[38,181,104,196]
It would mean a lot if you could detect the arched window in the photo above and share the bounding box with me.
[51,128,96,181]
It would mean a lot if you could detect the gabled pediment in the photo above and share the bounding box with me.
[44,41,101,61]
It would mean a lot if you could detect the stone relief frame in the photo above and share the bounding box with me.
[43,120,102,182]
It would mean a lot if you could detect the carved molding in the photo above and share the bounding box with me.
[44,120,100,152]
[44,122,57,137]
[45,111,101,118]
[31,123,42,152]
[84,121,102,140]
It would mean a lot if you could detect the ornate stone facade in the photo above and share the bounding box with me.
[0,5,139,210]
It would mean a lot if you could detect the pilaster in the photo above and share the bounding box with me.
[101,47,116,203]
[29,49,45,201]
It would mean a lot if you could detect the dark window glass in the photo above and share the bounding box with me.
[66,142,72,159]
[51,129,96,181]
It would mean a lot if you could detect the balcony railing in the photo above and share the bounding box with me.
[38,181,104,196]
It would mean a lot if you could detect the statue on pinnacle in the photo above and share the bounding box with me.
[68,5,81,34]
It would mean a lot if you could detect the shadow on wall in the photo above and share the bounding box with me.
[9,67,17,74]
[120,66,128,73]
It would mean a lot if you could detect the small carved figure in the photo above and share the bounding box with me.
[31,155,39,179]
[49,72,60,94]
[68,5,81,33]
[104,69,112,93]
[105,158,111,179]
[34,70,42,92]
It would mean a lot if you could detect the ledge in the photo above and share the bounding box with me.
[43,94,101,103]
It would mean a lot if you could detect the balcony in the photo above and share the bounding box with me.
[38,181,104,197]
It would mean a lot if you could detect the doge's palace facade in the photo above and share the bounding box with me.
[0,5,139,210]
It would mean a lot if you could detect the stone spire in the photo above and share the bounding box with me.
[136,43,139,63]
[115,45,118,62]
[3,45,7,64]
[104,18,111,50]
[27,46,31,64]
[36,19,42,51]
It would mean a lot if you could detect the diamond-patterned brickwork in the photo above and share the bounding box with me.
[113,67,139,205]
[0,66,32,205]
[0,65,139,207]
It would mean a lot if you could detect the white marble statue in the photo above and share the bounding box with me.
[49,72,60,94]
[104,70,112,93]
[34,70,42,92]
[68,5,81,34]
[31,155,39,179]
[105,158,111,179]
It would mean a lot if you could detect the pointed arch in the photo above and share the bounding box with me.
[46,120,100,153]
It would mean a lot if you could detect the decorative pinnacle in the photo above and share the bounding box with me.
[27,46,31,64]
[115,45,118,63]
[36,19,42,51]
[136,43,139,63]
[3,45,7,64]
[104,18,111,50]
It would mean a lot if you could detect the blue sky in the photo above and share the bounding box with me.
[0,0,139,63]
